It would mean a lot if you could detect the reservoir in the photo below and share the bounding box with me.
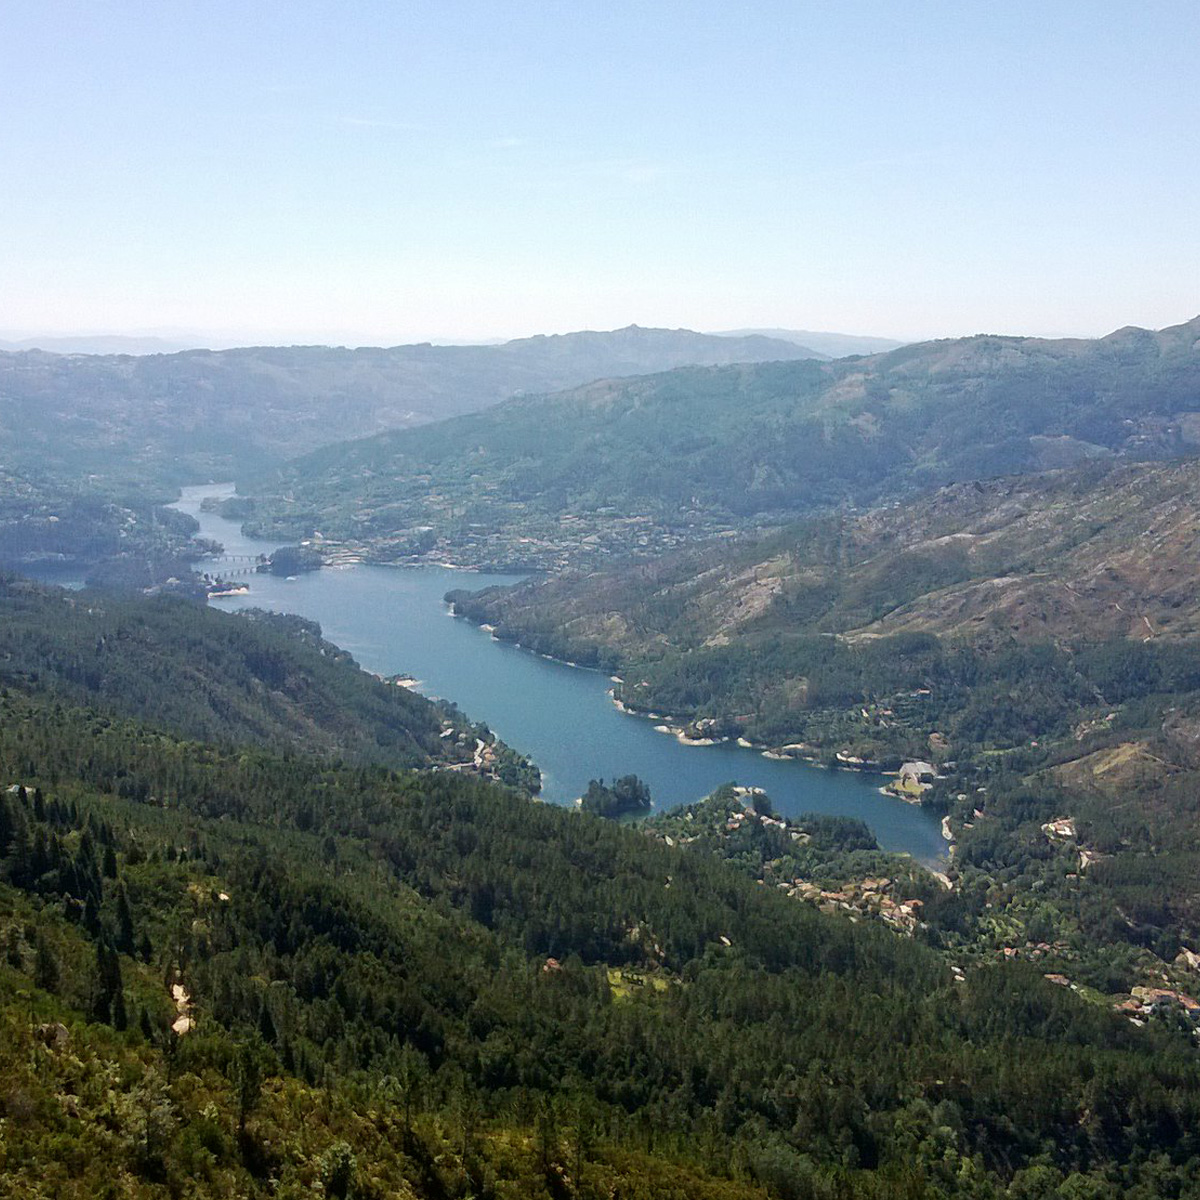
[174,485,946,861]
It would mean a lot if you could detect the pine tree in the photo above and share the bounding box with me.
[30,827,50,882]
[234,1041,264,1134]
[91,941,124,1025]
[33,933,58,993]
[83,893,102,936]
[114,884,136,954]
[112,987,128,1031]
[258,1000,277,1045]
[5,814,31,887]
[5,927,23,969]
[0,793,13,856]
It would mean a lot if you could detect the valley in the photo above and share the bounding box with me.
[4,317,1200,1197]
[7,6,1200,1192]
[173,485,946,860]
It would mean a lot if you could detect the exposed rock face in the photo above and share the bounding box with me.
[36,1022,70,1052]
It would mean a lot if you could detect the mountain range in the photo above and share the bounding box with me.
[0,326,904,359]
[453,455,1200,656]
[237,317,1200,566]
[5,313,1200,1196]
[714,328,906,356]
[0,325,820,487]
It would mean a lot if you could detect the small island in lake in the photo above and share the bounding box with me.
[263,544,323,575]
[579,774,652,819]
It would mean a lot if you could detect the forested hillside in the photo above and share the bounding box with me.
[0,575,534,784]
[8,318,1200,1195]
[446,456,1200,988]
[443,453,1200,786]
[2,679,1200,1198]
[446,456,1200,658]
[236,318,1200,568]
[0,326,816,487]
[0,468,211,586]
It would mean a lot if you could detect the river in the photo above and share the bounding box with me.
[173,485,946,861]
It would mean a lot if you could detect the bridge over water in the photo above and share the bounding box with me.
[201,554,269,580]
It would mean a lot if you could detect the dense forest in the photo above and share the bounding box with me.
[0,574,538,789]
[448,595,1200,952]
[444,450,1200,978]
[579,775,652,820]
[3,668,1200,1197]
[0,469,211,587]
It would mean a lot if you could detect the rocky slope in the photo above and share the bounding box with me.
[446,455,1200,656]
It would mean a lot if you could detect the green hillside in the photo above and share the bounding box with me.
[0,468,212,587]
[236,318,1200,569]
[0,575,533,785]
[6,319,1200,1195]
[2,677,1200,1198]
[0,327,817,488]
[446,456,1200,962]
[445,455,1200,660]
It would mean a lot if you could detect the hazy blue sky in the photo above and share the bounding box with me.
[2,1,1196,344]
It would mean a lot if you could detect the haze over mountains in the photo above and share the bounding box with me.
[715,329,906,357]
[0,325,821,486]
[0,326,903,359]
[0,333,206,355]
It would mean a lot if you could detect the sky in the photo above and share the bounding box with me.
[1,1,1197,345]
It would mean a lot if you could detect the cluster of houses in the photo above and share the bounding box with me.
[657,788,931,934]
[1042,816,1077,840]
[787,877,926,934]
[1115,986,1200,1030]
[435,722,505,781]
[1043,954,1200,1036]
[1039,816,1105,871]
[336,501,733,572]
[1000,941,1072,962]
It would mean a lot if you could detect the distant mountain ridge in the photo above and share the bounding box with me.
[0,333,204,355]
[0,325,818,486]
[239,316,1200,567]
[715,328,906,357]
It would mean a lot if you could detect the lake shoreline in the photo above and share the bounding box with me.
[172,485,948,863]
[445,602,948,838]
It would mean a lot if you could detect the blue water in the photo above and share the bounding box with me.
[174,485,946,862]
